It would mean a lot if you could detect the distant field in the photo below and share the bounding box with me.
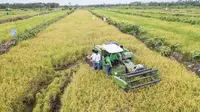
[111,6,200,17]
[93,9,200,53]
[108,8,200,26]
[0,9,46,20]
[0,10,68,43]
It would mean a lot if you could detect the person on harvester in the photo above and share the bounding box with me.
[105,54,112,75]
[110,53,119,66]
[90,50,101,70]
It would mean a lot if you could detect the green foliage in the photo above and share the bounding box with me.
[0,3,59,9]
[118,23,141,36]
[5,8,12,11]
[156,45,172,56]
[170,44,180,52]
[192,51,200,61]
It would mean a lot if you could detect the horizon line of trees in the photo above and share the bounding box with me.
[1,1,200,9]
[0,3,59,9]
[129,1,200,6]
[83,1,200,7]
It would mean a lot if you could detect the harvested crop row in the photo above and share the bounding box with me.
[33,64,78,112]
[0,10,90,111]
[93,10,200,53]
[0,10,69,43]
[60,10,200,112]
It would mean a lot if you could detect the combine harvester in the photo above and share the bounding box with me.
[86,42,160,90]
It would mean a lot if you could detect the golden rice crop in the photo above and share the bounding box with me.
[33,65,78,112]
[1,9,200,112]
[60,10,200,112]
[0,11,88,111]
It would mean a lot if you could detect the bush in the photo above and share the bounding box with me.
[156,46,172,56]
[192,51,200,61]
[170,44,180,52]
[118,23,141,36]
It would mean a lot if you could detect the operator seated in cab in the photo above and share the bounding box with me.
[110,45,126,65]
[110,53,119,66]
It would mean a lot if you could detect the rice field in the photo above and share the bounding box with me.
[1,8,200,112]
[93,9,200,53]
[0,9,44,20]
[0,10,69,43]
[60,10,200,112]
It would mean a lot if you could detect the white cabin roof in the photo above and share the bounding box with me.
[103,44,123,53]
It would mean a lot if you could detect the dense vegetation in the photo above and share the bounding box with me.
[0,3,59,9]
[86,1,200,8]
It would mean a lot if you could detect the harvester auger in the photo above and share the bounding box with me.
[86,42,160,90]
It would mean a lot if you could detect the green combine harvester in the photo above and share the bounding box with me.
[86,42,160,90]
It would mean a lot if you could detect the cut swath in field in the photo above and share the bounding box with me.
[33,64,79,112]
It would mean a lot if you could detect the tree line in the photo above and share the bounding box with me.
[0,3,59,9]
[85,1,200,8]
[132,1,200,7]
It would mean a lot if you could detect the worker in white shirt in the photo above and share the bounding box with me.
[90,50,101,70]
